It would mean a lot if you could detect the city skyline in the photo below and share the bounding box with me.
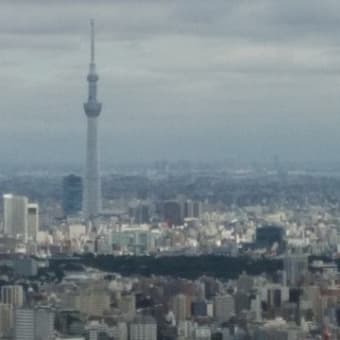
[2,1,340,164]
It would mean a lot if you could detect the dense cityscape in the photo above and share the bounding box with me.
[1,161,340,339]
[3,1,340,340]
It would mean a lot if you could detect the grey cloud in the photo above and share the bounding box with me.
[0,0,338,40]
[0,0,340,164]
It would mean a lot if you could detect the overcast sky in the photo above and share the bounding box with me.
[1,0,340,165]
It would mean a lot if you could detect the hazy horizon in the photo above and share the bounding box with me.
[2,0,340,164]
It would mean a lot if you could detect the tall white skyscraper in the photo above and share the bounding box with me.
[83,20,102,220]
[3,194,28,241]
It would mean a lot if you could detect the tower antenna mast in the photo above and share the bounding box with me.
[90,19,95,64]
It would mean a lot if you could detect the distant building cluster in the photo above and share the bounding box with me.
[3,194,39,243]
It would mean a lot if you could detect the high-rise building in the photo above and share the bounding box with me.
[55,309,85,336]
[172,294,189,322]
[13,257,38,277]
[129,315,157,340]
[237,273,254,292]
[253,322,303,340]
[1,285,24,307]
[128,201,151,224]
[191,301,207,317]
[193,201,202,218]
[0,303,14,337]
[119,293,136,321]
[255,225,286,252]
[184,200,202,219]
[264,284,289,308]
[86,320,127,340]
[62,175,83,216]
[184,200,194,218]
[76,286,110,317]
[112,321,128,340]
[14,308,34,340]
[87,321,108,340]
[284,253,309,286]
[3,194,28,240]
[111,226,155,255]
[27,203,39,241]
[163,200,184,226]
[193,326,211,340]
[213,294,235,323]
[14,306,55,340]
[34,307,55,340]
[83,20,102,220]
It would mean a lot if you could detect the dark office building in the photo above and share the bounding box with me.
[191,301,207,317]
[336,307,340,326]
[163,200,184,226]
[183,200,203,219]
[55,309,85,336]
[255,225,286,252]
[184,200,194,218]
[129,202,151,224]
[62,175,83,216]
[193,201,202,218]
